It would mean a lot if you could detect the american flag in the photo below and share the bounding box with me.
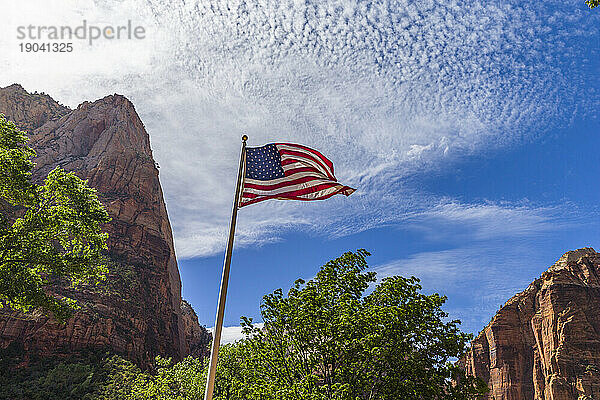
[239,143,355,207]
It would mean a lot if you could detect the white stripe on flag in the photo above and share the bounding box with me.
[242,178,335,196]
[292,185,344,200]
[276,144,334,176]
[280,155,330,178]
[244,171,324,186]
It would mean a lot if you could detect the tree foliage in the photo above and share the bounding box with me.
[0,250,486,399]
[0,115,110,320]
[587,0,599,9]
[229,249,487,400]
[0,348,148,400]
[112,250,487,400]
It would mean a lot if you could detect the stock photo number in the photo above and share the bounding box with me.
[19,42,73,52]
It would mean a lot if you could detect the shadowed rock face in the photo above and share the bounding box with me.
[461,248,600,400]
[0,84,210,366]
[181,300,211,359]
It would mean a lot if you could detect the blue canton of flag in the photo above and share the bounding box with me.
[245,144,285,180]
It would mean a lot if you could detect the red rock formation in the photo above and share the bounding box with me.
[181,300,211,359]
[0,84,69,132]
[461,248,600,400]
[0,84,210,366]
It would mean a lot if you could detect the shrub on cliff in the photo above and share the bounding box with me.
[0,114,110,321]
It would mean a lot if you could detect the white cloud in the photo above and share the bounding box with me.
[208,323,264,344]
[372,200,592,333]
[1,0,597,258]
[374,244,537,334]
[406,201,579,242]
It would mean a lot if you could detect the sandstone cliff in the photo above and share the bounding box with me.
[181,300,211,359]
[461,248,600,400]
[0,84,210,366]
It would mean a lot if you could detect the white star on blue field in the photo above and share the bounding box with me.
[246,145,286,180]
[2,0,599,341]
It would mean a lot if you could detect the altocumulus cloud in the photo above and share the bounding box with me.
[1,0,598,258]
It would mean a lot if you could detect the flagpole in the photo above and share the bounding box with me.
[204,134,247,400]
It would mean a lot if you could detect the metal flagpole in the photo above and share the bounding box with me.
[204,134,247,400]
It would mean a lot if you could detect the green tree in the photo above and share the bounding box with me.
[587,0,599,9]
[112,250,487,399]
[0,350,150,400]
[229,249,487,400]
[0,115,110,321]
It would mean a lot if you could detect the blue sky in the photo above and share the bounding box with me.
[1,0,599,341]
[182,116,600,337]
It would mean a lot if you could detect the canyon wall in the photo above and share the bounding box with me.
[0,84,210,365]
[461,248,600,400]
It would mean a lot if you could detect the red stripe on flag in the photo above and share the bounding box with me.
[242,184,333,200]
[278,149,335,179]
[240,183,353,207]
[244,175,324,191]
[282,166,325,177]
[241,182,338,199]
[276,143,335,173]
[280,159,331,179]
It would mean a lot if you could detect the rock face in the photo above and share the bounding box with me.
[0,84,210,366]
[181,300,211,359]
[461,248,600,400]
[0,85,70,132]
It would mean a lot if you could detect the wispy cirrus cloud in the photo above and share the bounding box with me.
[374,244,538,334]
[1,0,598,258]
[405,201,580,242]
[373,200,595,333]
